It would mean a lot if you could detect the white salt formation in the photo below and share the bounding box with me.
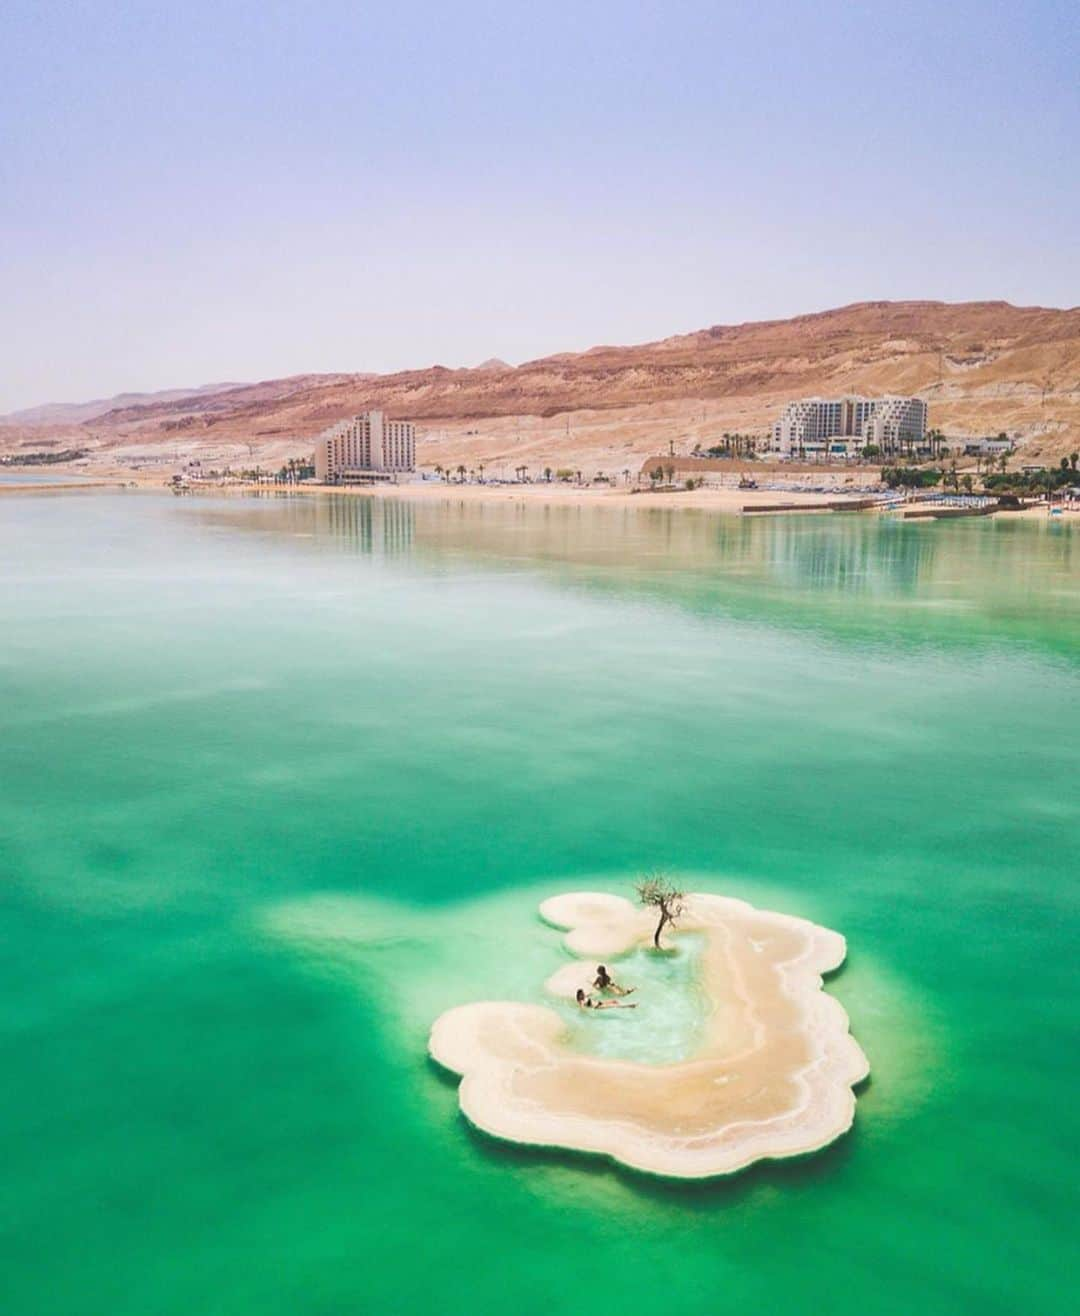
[429,891,869,1178]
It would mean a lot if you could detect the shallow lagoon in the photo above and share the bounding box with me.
[1,492,1076,1315]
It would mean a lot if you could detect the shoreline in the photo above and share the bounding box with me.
[290,480,884,514]
[0,478,136,494]
[0,472,878,513]
[2,469,1073,520]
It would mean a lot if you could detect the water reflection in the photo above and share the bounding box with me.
[321,494,415,557]
[712,517,939,596]
[189,493,1080,658]
[201,490,417,557]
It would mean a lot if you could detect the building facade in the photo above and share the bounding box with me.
[961,437,1013,457]
[313,411,416,483]
[773,395,927,457]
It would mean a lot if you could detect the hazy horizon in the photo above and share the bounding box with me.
[3,0,1078,413]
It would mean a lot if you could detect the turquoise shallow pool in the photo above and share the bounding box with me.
[1,491,1076,1315]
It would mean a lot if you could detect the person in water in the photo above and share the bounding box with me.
[593,964,634,996]
[576,988,636,1011]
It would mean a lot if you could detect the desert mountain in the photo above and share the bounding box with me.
[1,381,248,428]
[3,301,1077,471]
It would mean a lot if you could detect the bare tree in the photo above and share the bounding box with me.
[635,874,685,949]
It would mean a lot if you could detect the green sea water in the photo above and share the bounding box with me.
[1,491,1076,1315]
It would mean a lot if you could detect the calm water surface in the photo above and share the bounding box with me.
[1,492,1076,1315]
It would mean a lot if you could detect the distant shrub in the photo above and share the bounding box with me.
[985,469,1072,494]
[1,448,88,466]
[881,467,943,489]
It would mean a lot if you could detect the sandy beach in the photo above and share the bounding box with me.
[235,471,1080,520]
[201,479,1080,520]
[4,467,1071,520]
[0,470,875,512]
[314,480,878,513]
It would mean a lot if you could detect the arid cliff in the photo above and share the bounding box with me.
[3,301,1077,474]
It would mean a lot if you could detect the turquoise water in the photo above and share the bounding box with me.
[1,491,1076,1315]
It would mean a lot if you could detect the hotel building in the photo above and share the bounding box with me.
[313,410,416,483]
[773,395,927,457]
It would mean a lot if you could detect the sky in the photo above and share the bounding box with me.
[1,0,1077,413]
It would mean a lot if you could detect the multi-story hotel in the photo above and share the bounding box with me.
[860,397,930,453]
[773,395,927,457]
[313,410,416,483]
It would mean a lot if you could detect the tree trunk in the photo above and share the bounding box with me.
[654,909,669,948]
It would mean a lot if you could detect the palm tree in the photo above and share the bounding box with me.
[478,464,485,483]
[434,463,444,481]
[543,466,553,483]
[456,464,466,483]
[1070,452,1078,471]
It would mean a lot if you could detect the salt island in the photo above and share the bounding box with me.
[428,890,869,1179]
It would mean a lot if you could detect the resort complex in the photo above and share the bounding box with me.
[773,395,928,458]
[313,410,416,483]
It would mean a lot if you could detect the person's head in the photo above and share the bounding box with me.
[597,964,608,978]
[576,989,585,1003]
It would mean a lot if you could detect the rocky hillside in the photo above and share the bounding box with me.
[3,301,1077,470]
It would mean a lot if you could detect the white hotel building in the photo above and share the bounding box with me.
[773,395,927,457]
[313,411,416,483]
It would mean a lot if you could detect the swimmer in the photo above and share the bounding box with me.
[593,964,634,996]
[576,988,636,1011]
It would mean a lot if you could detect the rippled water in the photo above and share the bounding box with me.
[1,491,1075,1315]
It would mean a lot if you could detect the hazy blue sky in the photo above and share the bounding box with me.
[2,0,1077,411]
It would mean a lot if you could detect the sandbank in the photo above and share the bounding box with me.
[428,891,869,1179]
